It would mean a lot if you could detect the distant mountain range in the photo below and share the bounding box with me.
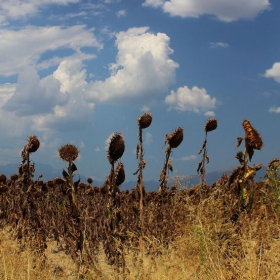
[0,162,266,192]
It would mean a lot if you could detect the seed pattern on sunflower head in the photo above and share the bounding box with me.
[58,144,79,162]
[26,135,40,153]
[107,132,125,163]
[138,112,153,129]
[166,127,183,148]
[205,118,217,133]
[242,119,263,150]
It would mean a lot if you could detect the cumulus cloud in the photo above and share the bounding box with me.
[269,107,280,113]
[31,59,95,132]
[1,56,95,134]
[263,62,280,83]
[165,86,217,113]
[0,25,102,76]
[3,65,69,116]
[85,27,179,103]
[143,0,270,22]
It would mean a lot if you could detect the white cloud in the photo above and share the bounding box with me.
[264,62,280,83]
[178,155,196,161]
[141,105,150,112]
[116,9,127,17]
[165,86,217,113]
[1,57,95,134]
[143,0,270,22]
[269,107,280,113]
[210,42,229,48]
[3,65,69,116]
[53,59,88,95]
[145,132,153,144]
[85,27,179,103]
[204,111,215,117]
[0,83,15,105]
[0,0,79,24]
[0,25,102,76]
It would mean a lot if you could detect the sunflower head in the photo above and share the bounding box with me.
[205,118,218,133]
[26,135,40,153]
[242,119,263,150]
[58,144,79,163]
[107,132,125,163]
[115,162,125,186]
[166,127,183,148]
[138,112,153,129]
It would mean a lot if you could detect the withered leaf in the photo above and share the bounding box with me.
[198,141,206,155]
[62,169,69,179]
[248,145,254,161]
[167,159,173,172]
[71,162,77,172]
[235,137,244,149]
[197,161,202,173]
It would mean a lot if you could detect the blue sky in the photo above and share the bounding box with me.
[0,0,279,184]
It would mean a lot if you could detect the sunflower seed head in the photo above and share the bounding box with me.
[205,118,218,133]
[166,127,183,148]
[138,112,153,129]
[107,132,125,163]
[58,144,79,162]
[26,135,40,153]
[242,119,263,150]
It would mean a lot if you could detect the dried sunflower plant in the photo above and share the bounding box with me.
[159,127,183,192]
[197,118,217,186]
[20,135,40,187]
[235,119,263,208]
[58,144,80,205]
[133,112,152,266]
[104,132,126,273]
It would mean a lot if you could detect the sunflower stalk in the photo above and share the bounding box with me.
[236,119,264,210]
[197,119,217,186]
[58,144,80,206]
[134,113,152,269]
[159,127,183,192]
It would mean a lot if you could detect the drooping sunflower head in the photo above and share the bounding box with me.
[166,127,184,148]
[205,118,218,133]
[107,132,125,163]
[58,144,79,163]
[242,119,263,150]
[115,162,125,186]
[138,112,153,129]
[26,135,40,153]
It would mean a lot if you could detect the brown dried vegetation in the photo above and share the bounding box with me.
[0,118,279,280]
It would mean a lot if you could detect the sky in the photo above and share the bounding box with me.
[0,0,279,184]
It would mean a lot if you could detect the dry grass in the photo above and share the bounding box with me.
[1,181,280,280]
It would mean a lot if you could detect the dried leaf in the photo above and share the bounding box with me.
[167,159,173,172]
[71,162,77,172]
[235,137,244,149]
[62,169,69,180]
[247,145,254,161]
[197,161,202,173]
[198,141,206,155]
[244,165,256,179]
